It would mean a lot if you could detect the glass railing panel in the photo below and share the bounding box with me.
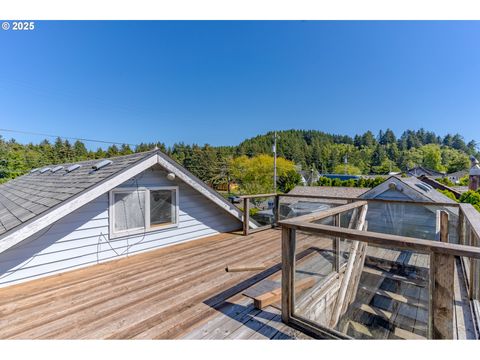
[247,195,276,227]
[333,242,431,339]
[290,229,431,339]
[365,202,459,243]
[293,232,337,326]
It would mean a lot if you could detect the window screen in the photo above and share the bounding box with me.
[150,189,176,226]
[113,191,146,232]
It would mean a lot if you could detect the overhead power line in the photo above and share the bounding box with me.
[0,128,136,147]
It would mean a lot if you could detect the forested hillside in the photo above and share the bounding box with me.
[0,129,478,185]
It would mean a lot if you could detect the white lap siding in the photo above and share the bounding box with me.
[0,166,241,287]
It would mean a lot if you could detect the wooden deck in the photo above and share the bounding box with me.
[0,228,476,339]
[0,228,313,339]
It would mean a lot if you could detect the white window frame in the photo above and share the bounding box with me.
[109,186,179,239]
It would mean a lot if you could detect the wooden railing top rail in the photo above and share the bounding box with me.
[239,193,277,199]
[285,201,367,224]
[239,192,460,207]
[279,193,460,207]
[279,219,480,259]
[460,203,480,241]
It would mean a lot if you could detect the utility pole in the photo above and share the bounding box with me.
[273,131,277,193]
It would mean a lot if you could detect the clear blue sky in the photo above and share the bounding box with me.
[0,21,479,149]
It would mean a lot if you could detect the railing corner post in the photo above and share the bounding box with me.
[281,226,296,324]
[431,211,454,339]
[274,194,280,227]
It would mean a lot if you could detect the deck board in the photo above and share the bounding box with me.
[0,227,475,340]
[0,229,312,339]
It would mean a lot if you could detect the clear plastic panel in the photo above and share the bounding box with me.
[248,196,275,227]
[294,233,337,325]
[292,232,431,339]
[334,243,430,339]
[278,196,348,221]
[365,202,459,243]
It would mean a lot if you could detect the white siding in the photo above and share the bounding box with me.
[0,165,241,287]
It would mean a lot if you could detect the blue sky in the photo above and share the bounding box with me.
[0,21,479,149]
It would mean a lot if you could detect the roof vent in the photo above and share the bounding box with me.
[39,167,51,174]
[92,160,112,171]
[51,165,64,173]
[65,164,81,173]
[30,168,39,174]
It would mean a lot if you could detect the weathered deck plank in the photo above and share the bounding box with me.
[0,227,474,340]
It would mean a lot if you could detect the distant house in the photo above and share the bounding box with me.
[298,169,321,186]
[213,181,239,192]
[0,150,249,287]
[446,169,468,184]
[406,166,445,178]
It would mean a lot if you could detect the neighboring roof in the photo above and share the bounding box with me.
[406,166,445,177]
[360,176,457,204]
[0,150,246,253]
[417,175,462,199]
[447,170,468,178]
[288,186,369,199]
[452,186,469,194]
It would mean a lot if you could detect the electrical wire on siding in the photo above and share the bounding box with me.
[96,176,148,263]
[0,221,58,281]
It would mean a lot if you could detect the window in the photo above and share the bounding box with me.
[109,186,178,237]
[150,189,176,227]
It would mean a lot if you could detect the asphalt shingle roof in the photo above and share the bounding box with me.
[288,186,369,199]
[0,150,157,236]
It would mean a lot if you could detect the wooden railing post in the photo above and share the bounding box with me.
[243,197,250,236]
[458,207,465,245]
[333,213,341,271]
[274,194,280,227]
[470,229,479,300]
[431,210,454,339]
[281,226,296,323]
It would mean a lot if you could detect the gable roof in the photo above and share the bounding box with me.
[0,150,246,253]
[360,176,457,204]
[406,166,445,177]
[0,151,153,236]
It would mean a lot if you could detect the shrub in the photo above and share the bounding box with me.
[437,177,455,187]
[459,190,480,212]
[438,189,458,202]
[315,176,386,188]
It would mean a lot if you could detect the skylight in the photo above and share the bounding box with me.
[51,165,64,173]
[415,183,432,192]
[65,164,81,173]
[91,160,112,171]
